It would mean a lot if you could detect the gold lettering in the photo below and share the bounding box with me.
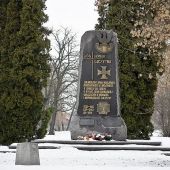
[83,53,106,60]
[94,60,112,64]
[83,81,115,100]
[83,105,94,114]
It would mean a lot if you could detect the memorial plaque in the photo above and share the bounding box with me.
[79,118,95,126]
[69,30,127,140]
[78,31,117,117]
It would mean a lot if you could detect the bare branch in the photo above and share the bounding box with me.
[45,27,79,134]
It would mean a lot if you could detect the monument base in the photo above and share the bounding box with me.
[69,115,127,141]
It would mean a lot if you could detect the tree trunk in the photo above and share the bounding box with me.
[66,102,76,130]
[49,112,57,135]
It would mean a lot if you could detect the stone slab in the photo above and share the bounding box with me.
[10,144,60,150]
[15,142,40,165]
[9,143,170,151]
[75,146,170,151]
[33,140,162,146]
[163,153,170,156]
[0,151,16,153]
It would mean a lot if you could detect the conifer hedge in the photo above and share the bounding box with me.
[0,0,51,145]
[95,0,165,139]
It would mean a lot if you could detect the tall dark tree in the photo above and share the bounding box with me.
[0,0,51,145]
[95,0,167,139]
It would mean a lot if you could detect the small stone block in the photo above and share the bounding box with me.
[15,142,40,165]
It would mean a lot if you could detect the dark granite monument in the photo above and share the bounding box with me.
[68,30,127,140]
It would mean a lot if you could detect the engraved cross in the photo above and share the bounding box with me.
[97,66,111,79]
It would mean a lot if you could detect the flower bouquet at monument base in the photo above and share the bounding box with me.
[77,133,113,141]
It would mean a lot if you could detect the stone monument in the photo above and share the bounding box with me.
[68,30,127,140]
[15,142,40,165]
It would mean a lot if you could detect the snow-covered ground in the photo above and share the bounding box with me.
[0,131,170,170]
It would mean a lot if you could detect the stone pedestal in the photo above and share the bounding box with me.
[15,142,40,165]
[69,115,127,140]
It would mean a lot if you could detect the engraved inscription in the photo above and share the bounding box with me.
[83,81,115,100]
[83,105,94,115]
[83,53,106,59]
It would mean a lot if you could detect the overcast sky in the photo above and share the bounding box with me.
[45,0,98,42]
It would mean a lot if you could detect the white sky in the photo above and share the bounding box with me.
[45,0,99,42]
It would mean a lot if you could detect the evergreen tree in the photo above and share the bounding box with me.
[0,0,50,145]
[95,0,167,139]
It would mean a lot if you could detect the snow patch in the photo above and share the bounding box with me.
[43,131,71,140]
[1,131,170,169]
